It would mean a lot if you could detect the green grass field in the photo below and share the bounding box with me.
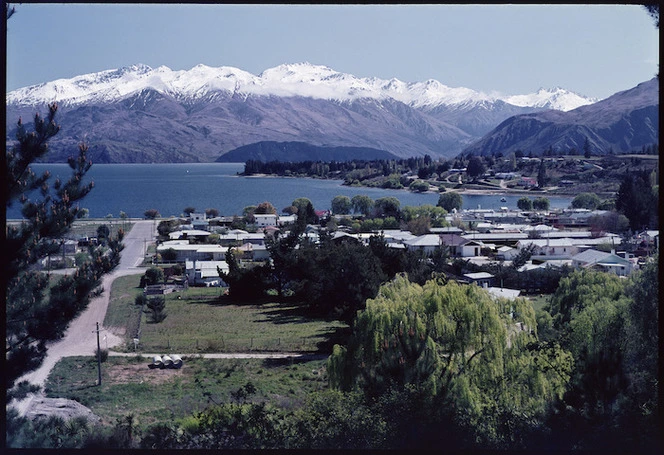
[528,294,551,313]
[45,355,329,428]
[105,273,349,354]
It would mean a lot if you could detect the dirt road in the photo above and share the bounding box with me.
[10,220,156,416]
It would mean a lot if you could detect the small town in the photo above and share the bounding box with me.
[153,204,656,292]
[5,3,659,452]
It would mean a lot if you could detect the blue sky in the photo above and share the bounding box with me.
[5,3,659,99]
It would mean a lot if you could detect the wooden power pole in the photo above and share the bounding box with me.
[95,322,102,386]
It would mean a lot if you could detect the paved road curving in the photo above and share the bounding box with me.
[10,220,156,416]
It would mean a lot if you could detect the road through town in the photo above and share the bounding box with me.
[11,219,156,416]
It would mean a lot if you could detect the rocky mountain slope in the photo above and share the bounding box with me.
[461,77,659,157]
[6,63,599,163]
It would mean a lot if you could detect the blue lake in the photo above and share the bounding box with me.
[7,163,574,219]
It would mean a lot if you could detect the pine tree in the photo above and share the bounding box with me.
[4,104,124,390]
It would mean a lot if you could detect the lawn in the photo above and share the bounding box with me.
[44,355,329,428]
[528,294,551,313]
[105,273,349,354]
[103,274,145,341]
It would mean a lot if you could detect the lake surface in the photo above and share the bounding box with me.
[7,163,574,219]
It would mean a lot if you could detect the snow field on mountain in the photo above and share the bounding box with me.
[7,62,598,111]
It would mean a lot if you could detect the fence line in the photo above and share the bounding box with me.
[135,336,319,354]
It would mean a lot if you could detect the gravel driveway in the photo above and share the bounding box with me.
[10,220,156,416]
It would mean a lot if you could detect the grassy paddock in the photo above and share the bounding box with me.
[69,219,132,239]
[45,355,328,428]
[105,273,349,354]
[103,274,144,339]
[137,291,349,353]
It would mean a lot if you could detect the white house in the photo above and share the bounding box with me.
[189,212,209,230]
[441,234,483,257]
[460,240,483,257]
[190,212,207,222]
[254,214,278,228]
[157,243,228,262]
[517,238,578,259]
[185,260,228,287]
[571,249,634,276]
[278,214,297,226]
[403,234,441,255]
[496,245,519,261]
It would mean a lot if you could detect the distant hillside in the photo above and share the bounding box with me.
[216,141,398,163]
[462,77,658,157]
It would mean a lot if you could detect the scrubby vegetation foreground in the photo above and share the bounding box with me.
[7,258,659,450]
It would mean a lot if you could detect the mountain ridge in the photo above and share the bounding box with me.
[461,77,659,157]
[11,63,649,164]
[7,62,597,111]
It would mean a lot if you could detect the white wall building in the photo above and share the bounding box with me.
[254,214,278,228]
[185,260,228,287]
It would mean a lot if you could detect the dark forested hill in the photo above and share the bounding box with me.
[216,141,398,163]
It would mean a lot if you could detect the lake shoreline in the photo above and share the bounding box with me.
[13,163,575,219]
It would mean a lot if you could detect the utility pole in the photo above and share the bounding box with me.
[95,322,102,386]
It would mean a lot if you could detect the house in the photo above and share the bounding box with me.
[440,234,467,256]
[190,212,207,223]
[554,210,607,227]
[235,242,270,261]
[382,230,417,244]
[168,229,211,241]
[157,242,229,262]
[463,272,494,288]
[517,238,578,259]
[185,260,228,287]
[496,245,519,261]
[403,234,441,255]
[217,231,266,247]
[430,226,463,235]
[571,249,634,276]
[460,240,483,257]
[523,224,556,235]
[254,214,278,228]
[278,214,297,226]
[189,212,209,230]
[461,232,528,246]
[440,233,484,257]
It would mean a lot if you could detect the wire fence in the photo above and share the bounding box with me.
[129,336,323,354]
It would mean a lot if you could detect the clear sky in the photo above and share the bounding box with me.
[5,3,659,99]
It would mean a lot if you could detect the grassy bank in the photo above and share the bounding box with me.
[45,355,328,428]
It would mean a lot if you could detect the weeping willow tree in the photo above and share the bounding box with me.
[329,275,572,448]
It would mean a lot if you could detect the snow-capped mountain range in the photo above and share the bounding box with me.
[7,62,597,112]
[7,62,623,163]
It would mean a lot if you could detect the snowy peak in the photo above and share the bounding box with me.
[6,62,598,111]
[504,87,598,111]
